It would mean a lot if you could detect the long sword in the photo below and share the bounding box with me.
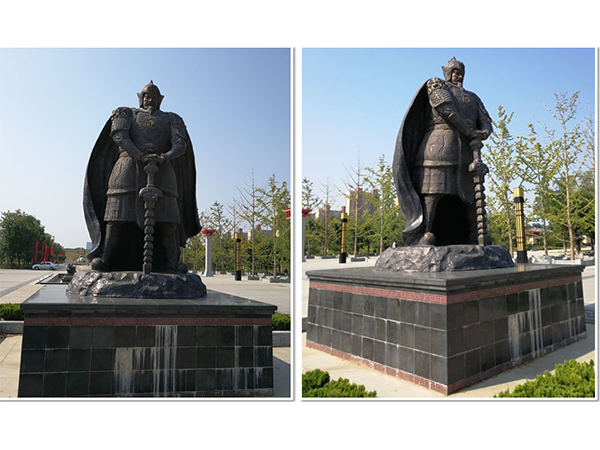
[139,145,163,274]
[468,139,489,246]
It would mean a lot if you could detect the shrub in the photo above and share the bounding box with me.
[272,312,290,331]
[302,369,377,398]
[495,359,595,398]
[0,303,24,321]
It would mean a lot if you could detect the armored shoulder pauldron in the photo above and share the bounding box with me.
[110,107,133,134]
[426,78,452,108]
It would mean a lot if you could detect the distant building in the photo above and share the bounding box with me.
[86,242,92,250]
[247,224,272,240]
[313,204,342,221]
[345,188,378,218]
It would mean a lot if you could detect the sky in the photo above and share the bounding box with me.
[302,48,596,210]
[0,48,291,248]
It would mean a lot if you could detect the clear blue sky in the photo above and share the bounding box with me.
[302,48,596,209]
[0,48,291,248]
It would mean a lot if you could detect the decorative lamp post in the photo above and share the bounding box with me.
[340,206,348,264]
[234,228,242,281]
[202,229,216,277]
[514,187,528,264]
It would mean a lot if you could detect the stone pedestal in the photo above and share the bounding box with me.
[306,264,586,395]
[18,285,277,397]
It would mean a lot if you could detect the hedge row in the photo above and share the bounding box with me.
[272,312,291,331]
[302,369,377,398]
[0,303,24,321]
[495,359,595,398]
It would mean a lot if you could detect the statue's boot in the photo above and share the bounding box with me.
[160,223,187,273]
[91,257,110,271]
[419,232,436,245]
[420,195,440,246]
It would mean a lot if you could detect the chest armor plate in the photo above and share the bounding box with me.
[130,110,171,154]
[449,85,479,126]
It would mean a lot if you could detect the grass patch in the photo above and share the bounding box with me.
[302,369,377,398]
[495,359,595,398]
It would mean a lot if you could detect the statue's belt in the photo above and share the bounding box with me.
[427,123,454,132]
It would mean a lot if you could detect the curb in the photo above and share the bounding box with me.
[0,321,23,334]
[273,330,290,347]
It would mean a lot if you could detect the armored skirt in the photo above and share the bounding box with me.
[104,150,180,224]
[411,125,459,196]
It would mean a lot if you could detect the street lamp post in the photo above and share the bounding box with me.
[340,206,347,264]
[234,228,242,281]
[514,187,528,264]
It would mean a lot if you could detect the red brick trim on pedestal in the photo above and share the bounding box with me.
[24,317,272,327]
[310,275,581,305]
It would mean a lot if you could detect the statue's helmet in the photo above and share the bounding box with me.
[441,57,465,82]
[137,80,164,109]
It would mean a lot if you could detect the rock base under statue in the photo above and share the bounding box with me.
[66,270,207,299]
[375,245,514,273]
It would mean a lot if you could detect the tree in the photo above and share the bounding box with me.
[184,233,205,273]
[363,154,402,253]
[236,170,264,276]
[516,124,560,256]
[542,92,587,260]
[317,178,338,256]
[203,201,232,274]
[486,106,519,254]
[257,174,290,277]
[0,210,46,268]
[302,177,321,257]
[341,152,366,257]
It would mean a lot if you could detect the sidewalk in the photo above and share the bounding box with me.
[0,270,291,399]
[0,269,53,304]
[301,256,596,398]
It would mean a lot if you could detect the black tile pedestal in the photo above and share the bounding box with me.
[306,264,586,395]
[18,285,277,397]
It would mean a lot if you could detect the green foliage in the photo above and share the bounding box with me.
[486,106,518,253]
[272,312,290,331]
[203,201,234,273]
[0,210,45,268]
[363,154,403,253]
[495,360,595,398]
[0,303,24,321]
[256,174,291,276]
[0,210,65,268]
[184,233,205,272]
[542,92,591,260]
[302,369,377,398]
[515,124,560,255]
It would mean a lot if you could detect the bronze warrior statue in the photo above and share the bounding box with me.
[84,81,200,273]
[393,57,493,247]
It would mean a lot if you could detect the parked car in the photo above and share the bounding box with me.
[32,261,56,270]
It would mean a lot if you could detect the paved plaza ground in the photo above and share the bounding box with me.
[301,252,596,398]
[0,268,291,399]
